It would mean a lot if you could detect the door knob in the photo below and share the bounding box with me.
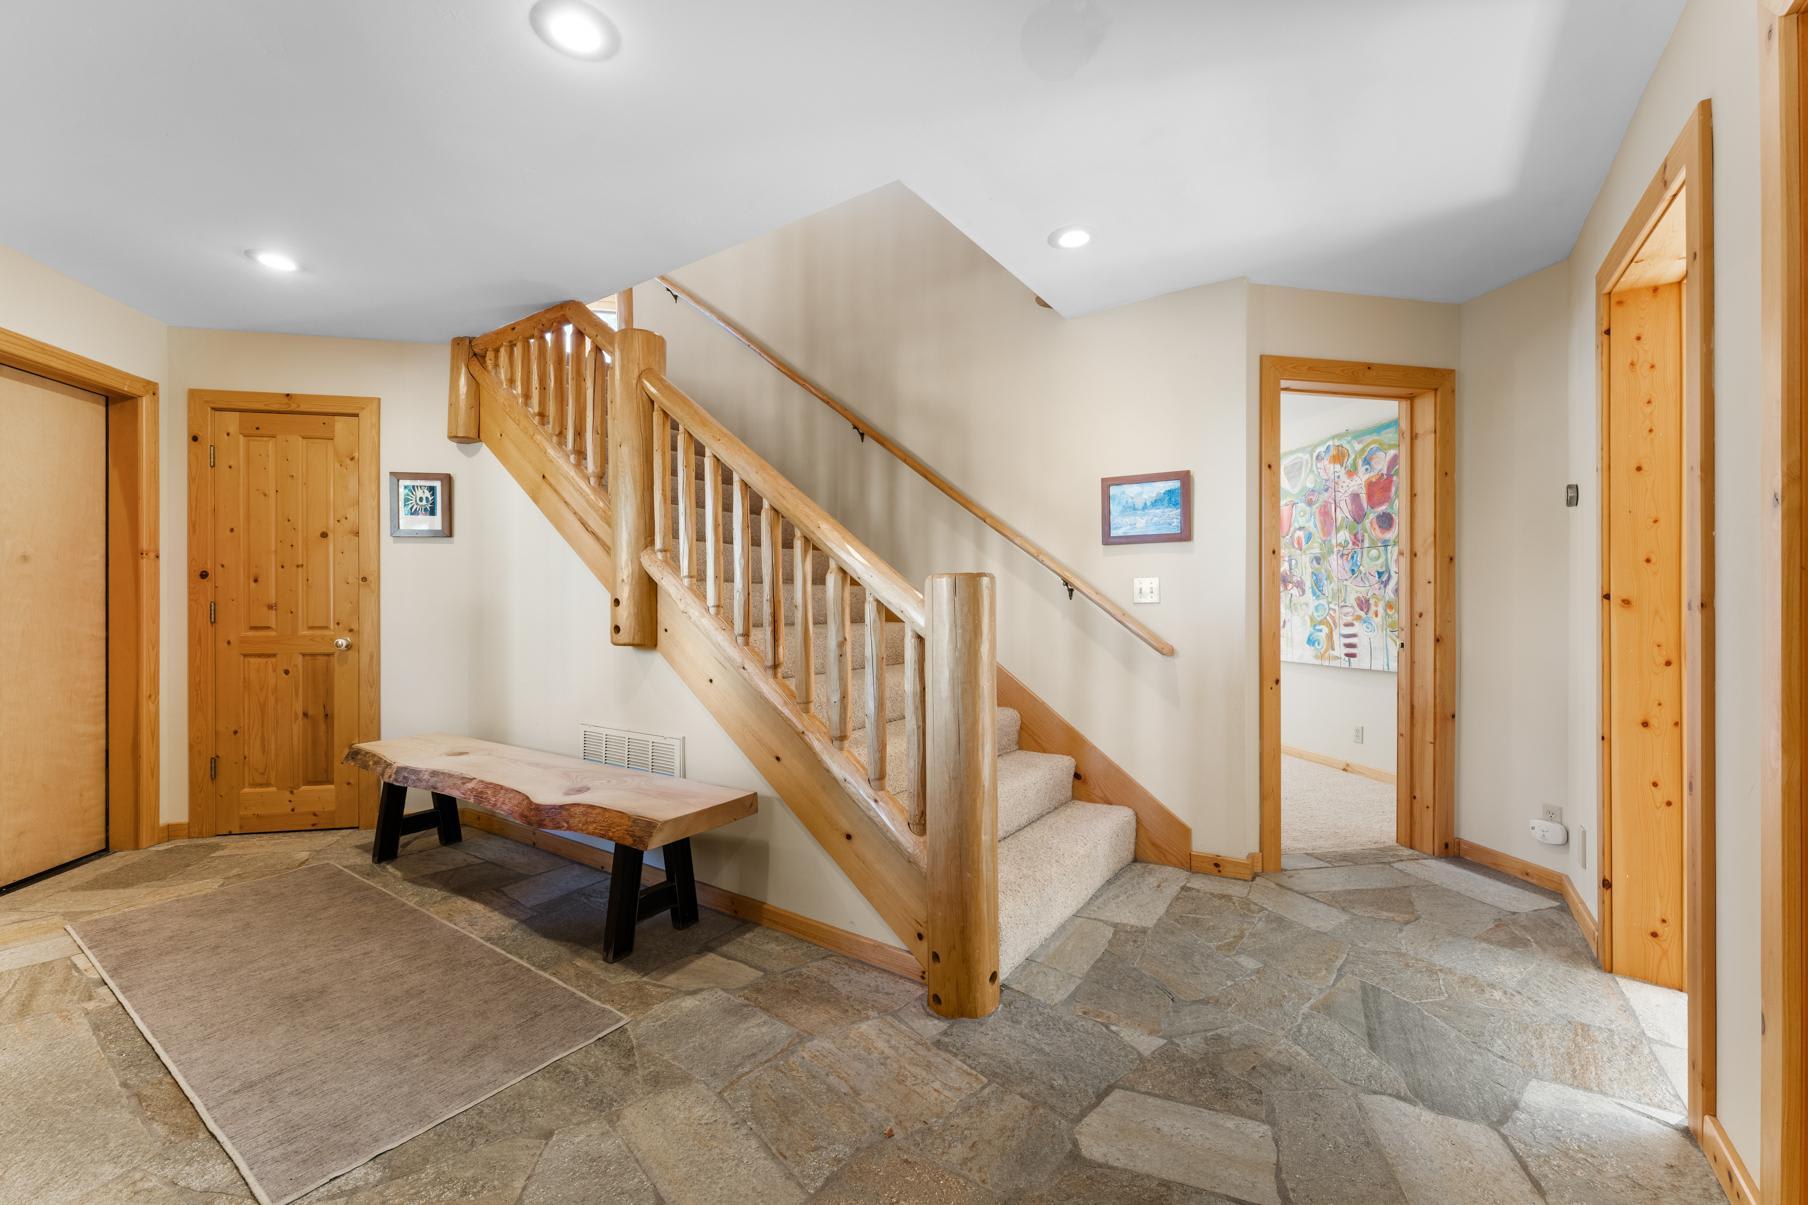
[333,637,352,651]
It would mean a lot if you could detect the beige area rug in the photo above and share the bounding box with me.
[67,862,626,1205]
[1281,754,1398,851]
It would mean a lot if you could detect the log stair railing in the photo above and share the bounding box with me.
[448,305,1000,1017]
[655,274,1176,657]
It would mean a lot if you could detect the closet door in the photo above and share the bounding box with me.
[0,364,107,886]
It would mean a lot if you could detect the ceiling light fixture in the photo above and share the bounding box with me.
[247,249,299,273]
[1048,225,1093,250]
[529,0,618,60]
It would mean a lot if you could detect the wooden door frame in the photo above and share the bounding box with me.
[1592,101,1717,1138]
[0,326,159,854]
[1761,3,1808,1200]
[1259,356,1456,873]
[187,390,382,837]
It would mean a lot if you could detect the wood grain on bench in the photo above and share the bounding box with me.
[343,734,756,850]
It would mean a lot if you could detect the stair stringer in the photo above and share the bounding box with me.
[653,575,930,968]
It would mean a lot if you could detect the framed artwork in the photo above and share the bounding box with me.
[389,472,453,538]
[1278,419,1400,670]
[1101,470,1192,545]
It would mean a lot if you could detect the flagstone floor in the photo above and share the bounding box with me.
[0,827,1723,1203]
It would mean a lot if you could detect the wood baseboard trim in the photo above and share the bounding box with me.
[1701,1113,1757,1204]
[157,822,190,844]
[1453,838,1565,893]
[1281,744,1396,784]
[459,809,923,982]
[1453,838,1599,960]
[1190,850,1259,881]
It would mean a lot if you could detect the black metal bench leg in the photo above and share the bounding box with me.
[664,839,699,930]
[601,846,645,963]
[431,792,463,846]
[372,781,407,864]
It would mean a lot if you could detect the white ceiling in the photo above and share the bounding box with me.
[0,0,1682,342]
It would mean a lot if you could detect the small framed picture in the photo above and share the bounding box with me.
[1101,470,1192,545]
[390,472,453,538]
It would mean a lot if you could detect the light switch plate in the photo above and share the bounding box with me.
[1133,577,1159,604]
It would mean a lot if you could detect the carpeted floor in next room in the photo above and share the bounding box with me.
[1281,753,1399,854]
[0,826,1720,1203]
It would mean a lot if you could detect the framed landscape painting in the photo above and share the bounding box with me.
[1101,470,1192,545]
[389,472,453,538]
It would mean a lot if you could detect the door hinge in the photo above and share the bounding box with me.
[209,443,216,467]
[208,756,218,781]
[209,601,216,624]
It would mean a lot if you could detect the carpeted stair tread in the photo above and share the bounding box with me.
[995,750,1079,840]
[754,581,870,626]
[690,539,821,583]
[748,619,905,677]
[997,802,1136,976]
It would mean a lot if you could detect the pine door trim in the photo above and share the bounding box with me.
[0,325,160,854]
[187,390,382,837]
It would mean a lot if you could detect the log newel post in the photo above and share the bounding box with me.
[609,328,666,646]
[446,336,480,443]
[924,572,1000,1019]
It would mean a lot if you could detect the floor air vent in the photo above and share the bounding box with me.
[579,724,684,777]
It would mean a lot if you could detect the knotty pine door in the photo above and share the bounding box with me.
[0,365,107,885]
[199,400,377,833]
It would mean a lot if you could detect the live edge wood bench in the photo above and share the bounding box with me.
[344,734,757,961]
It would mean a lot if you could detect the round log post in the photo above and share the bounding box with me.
[609,328,666,646]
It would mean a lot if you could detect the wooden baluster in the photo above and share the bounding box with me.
[793,537,815,708]
[905,626,926,833]
[596,345,610,484]
[732,475,752,643]
[651,406,669,559]
[584,340,603,486]
[865,595,888,786]
[826,564,852,744]
[508,340,522,396]
[565,328,582,464]
[676,428,696,585]
[762,498,784,675]
[547,330,564,441]
[525,336,543,424]
[925,572,1000,1018]
[703,449,723,615]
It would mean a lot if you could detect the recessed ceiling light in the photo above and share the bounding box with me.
[247,249,299,273]
[1048,225,1092,250]
[529,0,618,60]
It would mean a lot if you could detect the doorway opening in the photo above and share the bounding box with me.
[1593,100,1714,1135]
[1260,356,1455,874]
[1275,391,1404,857]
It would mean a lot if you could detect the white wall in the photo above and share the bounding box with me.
[1455,262,1573,872]
[1278,394,1401,774]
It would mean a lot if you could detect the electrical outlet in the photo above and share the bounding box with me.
[1542,804,1563,825]
[1133,577,1160,604]
[1352,726,1365,745]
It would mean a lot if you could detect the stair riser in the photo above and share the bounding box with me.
[748,620,906,677]
[685,539,817,583]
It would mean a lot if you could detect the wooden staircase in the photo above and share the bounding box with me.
[447,301,1188,1017]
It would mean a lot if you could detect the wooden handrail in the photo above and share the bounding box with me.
[642,369,929,632]
[472,299,618,359]
[655,274,1177,656]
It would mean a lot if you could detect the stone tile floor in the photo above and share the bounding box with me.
[0,829,1723,1203]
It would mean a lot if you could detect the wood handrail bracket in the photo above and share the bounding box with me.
[656,274,1175,656]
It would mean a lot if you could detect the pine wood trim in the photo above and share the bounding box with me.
[0,325,159,853]
[1701,1112,1759,1205]
[998,668,1192,868]
[1762,4,1808,1197]
[1280,744,1396,785]
[457,808,923,982]
[1563,875,1601,961]
[1190,850,1259,881]
[186,390,382,837]
[1593,100,1716,1133]
[1452,838,1566,894]
[1259,356,1456,875]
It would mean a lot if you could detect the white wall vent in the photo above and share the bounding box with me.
[579,724,684,778]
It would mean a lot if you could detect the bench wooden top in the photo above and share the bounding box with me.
[344,734,757,850]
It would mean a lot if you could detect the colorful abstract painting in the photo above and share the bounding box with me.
[1279,419,1400,671]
